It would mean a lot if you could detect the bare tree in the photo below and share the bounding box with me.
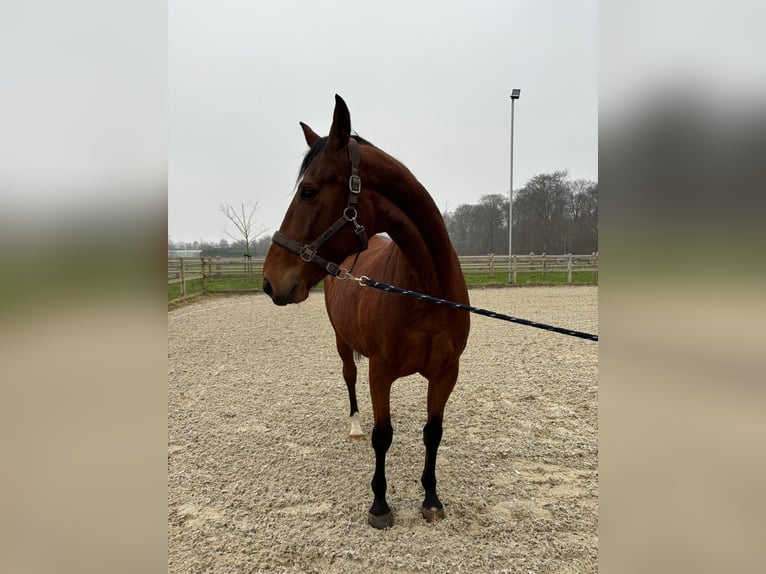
[568,179,597,251]
[514,171,571,253]
[220,202,268,257]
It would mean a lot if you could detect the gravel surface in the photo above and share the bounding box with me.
[168,286,598,573]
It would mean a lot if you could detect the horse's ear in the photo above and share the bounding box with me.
[299,122,320,147]
[328,94,351,150]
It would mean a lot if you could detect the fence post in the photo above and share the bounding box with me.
[489,253,494,276]
[542,253,546,276]
[180,258,186,297]
[512,254,517,284]
[244,254,253,280]
[567,253,572,284]
[200,257,206,290]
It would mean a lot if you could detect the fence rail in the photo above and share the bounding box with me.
[168,253,598,298]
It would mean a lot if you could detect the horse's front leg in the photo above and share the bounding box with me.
[336,335,365,441]
[368,367,394,529]
[421,362,459,522]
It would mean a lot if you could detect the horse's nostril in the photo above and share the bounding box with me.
[262,278,273,296]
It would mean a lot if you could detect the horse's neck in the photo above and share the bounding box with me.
[369,159,466,301]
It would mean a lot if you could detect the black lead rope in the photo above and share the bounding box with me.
[357,277,599,342]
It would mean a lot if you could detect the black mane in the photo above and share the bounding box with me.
[298,134,373,179]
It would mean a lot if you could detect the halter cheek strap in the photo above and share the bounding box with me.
[271,138,368,277]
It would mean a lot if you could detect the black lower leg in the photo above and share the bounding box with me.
[421,418,443,510]
[369,421,393,519]
[343,361,359,416]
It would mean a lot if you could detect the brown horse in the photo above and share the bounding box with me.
[262,95,470,529]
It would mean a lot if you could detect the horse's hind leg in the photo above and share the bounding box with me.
[335,334,364,441]
[421,362,459,522]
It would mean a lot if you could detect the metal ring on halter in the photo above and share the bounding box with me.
[343,207,358,221]
[356,275,369,286]
[335,267,352,280]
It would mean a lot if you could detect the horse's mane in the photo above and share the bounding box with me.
[298,134,375,180]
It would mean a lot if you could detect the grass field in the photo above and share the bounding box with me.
[464,271,598,287]
[168,271,597,302]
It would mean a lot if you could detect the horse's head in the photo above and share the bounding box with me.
[262,95,374,305]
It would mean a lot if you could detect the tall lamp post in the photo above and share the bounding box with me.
[508,88,520,283]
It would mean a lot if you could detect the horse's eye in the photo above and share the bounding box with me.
[300,187,318,200]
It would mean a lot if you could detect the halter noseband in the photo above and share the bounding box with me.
[271,138,369,277]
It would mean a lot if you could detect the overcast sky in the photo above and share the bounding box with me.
[169,0,597,244]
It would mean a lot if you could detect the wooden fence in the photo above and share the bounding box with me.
[167,256,264,297]
[168,253,598,298]
[458,253,599,283]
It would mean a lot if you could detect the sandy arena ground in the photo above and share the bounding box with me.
[168,286,598,573]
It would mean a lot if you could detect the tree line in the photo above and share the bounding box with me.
[443,171,597,255]
[169,235,274,258]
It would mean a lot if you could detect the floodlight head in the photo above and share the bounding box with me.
[511,89,521,99]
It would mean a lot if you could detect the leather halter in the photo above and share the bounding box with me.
[271,138,369,277]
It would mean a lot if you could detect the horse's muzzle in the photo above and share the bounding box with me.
[262,277,298,306]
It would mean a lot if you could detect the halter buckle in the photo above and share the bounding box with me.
[325,261,341,276]
[349,175,361,194]
[300,246,316,262]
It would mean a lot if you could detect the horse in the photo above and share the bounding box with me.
[262,95,470,529]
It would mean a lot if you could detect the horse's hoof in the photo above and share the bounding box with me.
[348,434,366,443]
[422,506,446,522]
[368,511,394,529]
